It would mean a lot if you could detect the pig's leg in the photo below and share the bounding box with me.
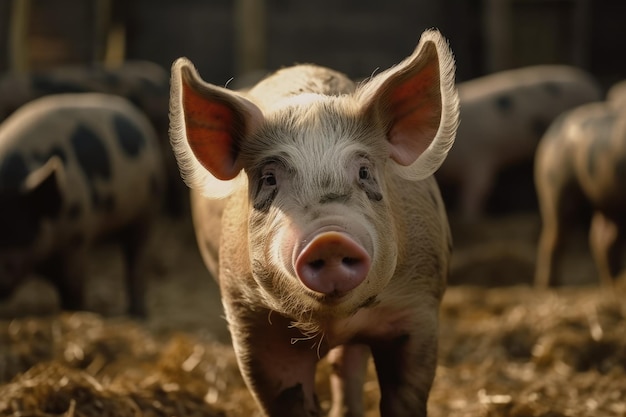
[228,305,322,417]
[458,161,494,221]
[120,218,152,317]
[370,311,438,417]
[535,175,577,287]
[589,212,623,286]
[535,197,561,287]
[49,249,88,311]
[327,344,370,417]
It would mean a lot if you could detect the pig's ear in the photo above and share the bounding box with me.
[358,29,459,181]
[23,157,65,218]
[169,57,264,198]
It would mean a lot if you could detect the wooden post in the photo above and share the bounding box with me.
[8,0,30,72]
[93,0,111,63]
[570,0,591,69]
[234,0,267,76]
[483,0,512,73]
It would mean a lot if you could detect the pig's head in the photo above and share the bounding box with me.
[0,157,64,296]
[169,30,458,325]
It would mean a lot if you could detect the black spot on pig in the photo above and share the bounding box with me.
[495,95,514,113]
[31,75,88,94]
[70,124,111,210]
[113,115,147,157]
[531,118,551,138]
[543,82,562,96]
[100,69,122,87]
[139,77,168,95]
[67,203,82,220]
[0,153,29,187]
[92,193,116,213]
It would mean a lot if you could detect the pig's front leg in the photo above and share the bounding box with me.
[589,211,624,286]
[328,344,370,417]
[120,217,153,318]
[227,302,323,417]
[48,248,88,311]
[370,310,439,417]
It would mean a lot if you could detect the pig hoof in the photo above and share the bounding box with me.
[295,231,370,296]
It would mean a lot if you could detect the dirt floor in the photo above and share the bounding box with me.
[1,208,625,417]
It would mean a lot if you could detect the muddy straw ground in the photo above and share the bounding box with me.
[1,212,625,417]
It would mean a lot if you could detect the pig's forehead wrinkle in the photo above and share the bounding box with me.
[262,97,376,148]
[242,96,388,176]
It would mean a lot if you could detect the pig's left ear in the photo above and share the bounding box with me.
[23,157,65,218]
[358,29,459,181]
[169,57,264,198]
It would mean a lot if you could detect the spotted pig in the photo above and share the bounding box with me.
[0,60,185,215]
[0,93,165,317]
[436,65,602,220]
[534,101,626,287]
[170,30,458,417]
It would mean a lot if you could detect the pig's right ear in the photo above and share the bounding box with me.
[169,57,264,198]
[357,29,459,181]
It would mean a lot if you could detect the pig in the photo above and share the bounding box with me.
[0,60,169,123]
[607,79,626,109]
[169,29,459,417]
[0,60,186,216]
[534,100,626,287]
[0,93,165,317]
[436,65,602,221]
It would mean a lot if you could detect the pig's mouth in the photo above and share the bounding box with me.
[304,287,350,303]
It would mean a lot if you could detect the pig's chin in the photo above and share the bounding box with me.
[291,279,382,322]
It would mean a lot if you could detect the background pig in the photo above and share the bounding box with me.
[436,65,602,220]
[169,29,458,417]
[0,93,165,317]
[0,60,169,123]
[534,100,626,287]
[0,61,186,216]
[607,79,626,109]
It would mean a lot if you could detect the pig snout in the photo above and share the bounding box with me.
[295,231,371,296]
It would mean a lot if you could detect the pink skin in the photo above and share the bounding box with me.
[294,231,371,296]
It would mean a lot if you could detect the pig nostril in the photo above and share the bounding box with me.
[342,257,360,266]
[309,259,325,270]
[308,257,360,272]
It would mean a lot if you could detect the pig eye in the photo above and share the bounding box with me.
[358,166,371,180]
[261,172,277,187]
